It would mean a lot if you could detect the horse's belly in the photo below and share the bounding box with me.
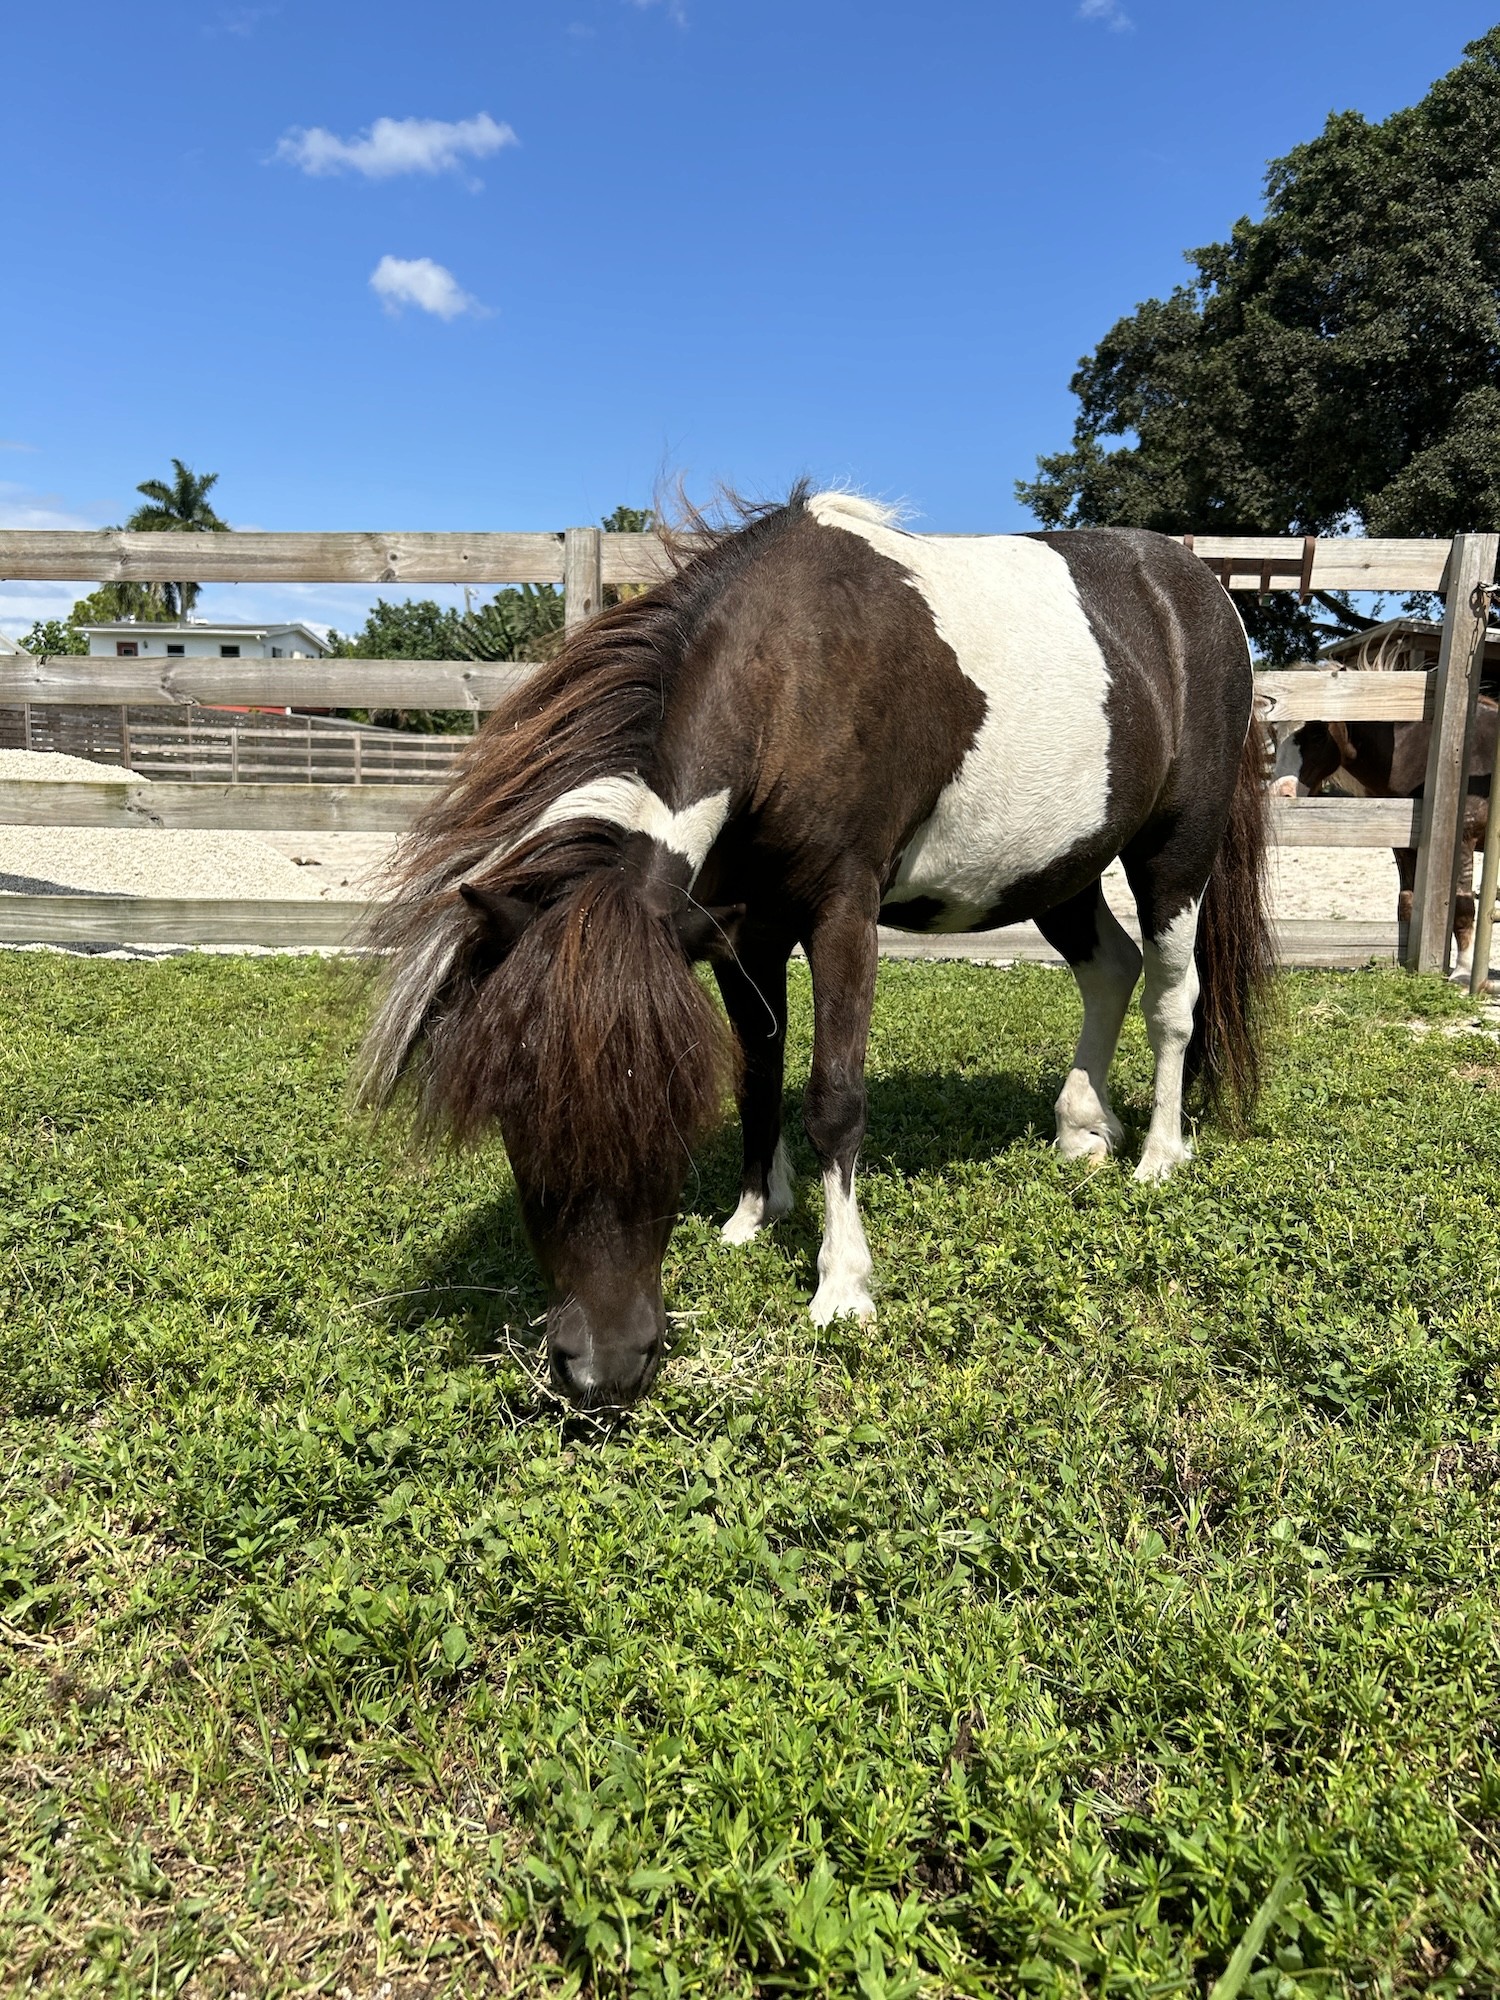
[886,750,1111,930]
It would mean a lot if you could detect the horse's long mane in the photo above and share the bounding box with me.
[355,484,812,1199]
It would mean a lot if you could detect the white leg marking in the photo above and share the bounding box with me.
[1453,940,1475,983]
[720,1139,796,1245]
[809,1165,875,1326]
[1134,899,1201,1184]
[1055,900,1142,1162]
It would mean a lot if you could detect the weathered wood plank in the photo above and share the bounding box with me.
[0,655,539,709]
[0,896,369,946]
[1253,669,1433,724]
[564,527,603,631]
[877,918,1398,969]
[0,527,1452,594]
[1182,536,1450,593]
[4,659,1438,724]
[600,535,676,586]
[0,778,1421,842]
[0,530,568,585]
[1270,797,1419,846]
[0,781,440,831]
[0,893,1399,965]
[1409,532,1500,971]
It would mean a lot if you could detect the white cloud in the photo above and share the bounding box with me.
[629,0,688,23]
[0,483,99,531]
[0,485,107,638]
[369,256,483,321]
[0,440,37,453]
[1079,0,1133,27]
[276,113,517,182]
[210,5,279,36]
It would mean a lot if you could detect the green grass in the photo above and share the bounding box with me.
[2,952,1499,1998]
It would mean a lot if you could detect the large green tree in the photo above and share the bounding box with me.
[124,459,230,617]
[1019,27,1500,655]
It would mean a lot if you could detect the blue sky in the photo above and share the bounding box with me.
[2,0,1494,636]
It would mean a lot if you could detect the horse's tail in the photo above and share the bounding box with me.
[1186,721,1275,1124]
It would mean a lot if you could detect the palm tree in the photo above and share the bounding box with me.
[125,459,229,618]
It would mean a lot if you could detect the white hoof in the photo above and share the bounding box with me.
[719,1144,796,1245]
[1133,1137,1193,1184]
[1055,1116,1123,1163]
[809,1283,876,1328]
[1054,1074,1124,1162]
[720,1196,765,1245]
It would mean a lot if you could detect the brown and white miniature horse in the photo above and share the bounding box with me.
[360,490,1272,1409]
[1272,705,1497,976]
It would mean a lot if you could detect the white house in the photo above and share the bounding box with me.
[79,620,331,661]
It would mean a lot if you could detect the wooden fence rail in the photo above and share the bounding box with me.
[0,781,1424,845]
[0,655,536,712]
[0,893,1405,968]
[1,525,1494,970]
[2,659,1438,724]
[0,526,1456,593]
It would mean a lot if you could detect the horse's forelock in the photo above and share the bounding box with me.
[415,867,735,1201]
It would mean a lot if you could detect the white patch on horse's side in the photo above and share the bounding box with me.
[807,493,1111,928]
[809,1165,875,1325]
[720,1138,796,1245]
[528,776,731,880]
[1134,898,1201,1184]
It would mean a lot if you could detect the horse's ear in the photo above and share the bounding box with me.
[458,882,536,954]
[675,900,746,962]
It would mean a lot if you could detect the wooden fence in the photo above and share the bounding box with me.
[1,524,1496,974]
[0,702,466,783]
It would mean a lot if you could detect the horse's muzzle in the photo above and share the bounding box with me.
[547,1291,665,1409]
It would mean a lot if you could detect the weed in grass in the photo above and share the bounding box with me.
[0,955,1498,1995]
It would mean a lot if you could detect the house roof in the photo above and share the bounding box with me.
[78,619,330,652]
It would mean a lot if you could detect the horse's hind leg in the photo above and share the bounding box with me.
[1122,833,1208,1184]
[802,876,880,1325]
[716,935,796,1244]
[1038,881,1142,1162]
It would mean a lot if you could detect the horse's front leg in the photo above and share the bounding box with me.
[802,875,880,1325]
[715,935,796,1244]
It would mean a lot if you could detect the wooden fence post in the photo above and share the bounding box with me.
[564,527,603,632]
[1408,531,1500,972]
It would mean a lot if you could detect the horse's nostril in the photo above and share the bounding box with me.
[549,1339,659,1411]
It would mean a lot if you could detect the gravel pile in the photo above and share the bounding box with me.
[0,749,151,785]
[0,750,397,903]
[0,829,335,901]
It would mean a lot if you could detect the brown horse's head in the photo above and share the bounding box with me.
[1271,720,1342,797]
[453,868,733,1406]
[363,841,735,1410]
